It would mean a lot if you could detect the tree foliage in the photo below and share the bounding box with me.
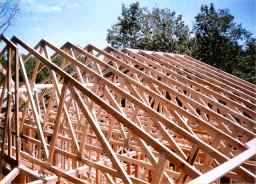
[192,3,251,71]
[193,3,255,83]
[107,2,143,49]
[107,2,255,84]
[233,38,256,84]
[107,2,192,54]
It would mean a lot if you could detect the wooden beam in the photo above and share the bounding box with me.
[0,167,20,184]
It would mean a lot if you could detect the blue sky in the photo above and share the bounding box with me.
[6,0,256,48]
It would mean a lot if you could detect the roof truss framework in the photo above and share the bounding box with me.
[0,35,255,184]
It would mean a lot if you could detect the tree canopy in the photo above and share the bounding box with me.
[106,2,255,84]
[193,3,255,83]
[107,2,192,54]
[193,3,251,71]
[233,38,256,84]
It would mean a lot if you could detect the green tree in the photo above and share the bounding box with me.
[192,3,251,73]
[106,2,192,54]
[140,8,191,53]
[233,38,256,84]
[106,2,143,48]
[107,2,255,84]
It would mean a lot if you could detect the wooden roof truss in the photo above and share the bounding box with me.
[0,35,255,184]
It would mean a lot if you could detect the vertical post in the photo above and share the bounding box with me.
[15,48,20,164]
[7,46,12,157]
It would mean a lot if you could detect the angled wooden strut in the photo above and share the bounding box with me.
[0,35,255,184]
